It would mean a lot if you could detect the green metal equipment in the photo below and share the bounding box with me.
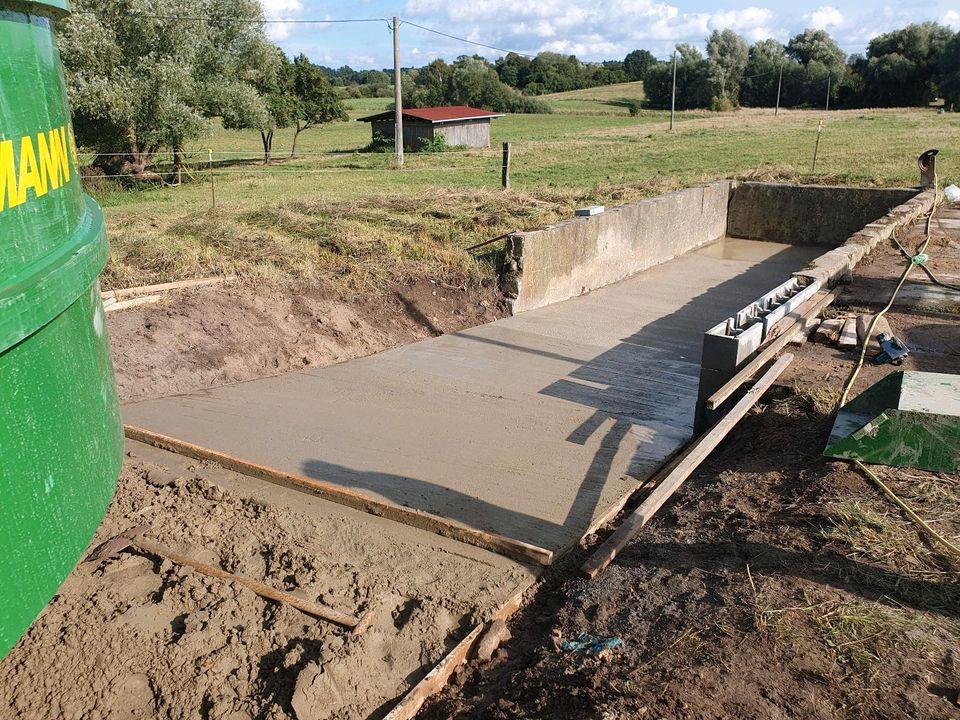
[0,0,123,657]
[825,371,960,473]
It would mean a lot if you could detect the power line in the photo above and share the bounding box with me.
[73,10,388,24]
[401,20,535,59]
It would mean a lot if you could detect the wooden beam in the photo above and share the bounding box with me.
[104,294,164,313]
[124,425,554,567]
[102,275,232,301]
[705,287,840,410]
[382,586,528,720]
[580,353,794,579]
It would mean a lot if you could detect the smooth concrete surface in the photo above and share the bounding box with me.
[124,238,821,554]
[504,181,731,313]
[727,182,919,247]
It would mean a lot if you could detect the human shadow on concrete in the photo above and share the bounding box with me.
[458,241,823,538]
[297,242,822,551]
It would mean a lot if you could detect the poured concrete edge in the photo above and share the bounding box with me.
[503,180,732,314]
[792,189,937,288]
[124,425,555,567]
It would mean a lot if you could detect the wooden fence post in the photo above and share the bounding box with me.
[502,142,511,189]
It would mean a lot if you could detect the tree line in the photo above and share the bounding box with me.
[60,0,347,174]
[642,24,960,111]
[62,0,960,175]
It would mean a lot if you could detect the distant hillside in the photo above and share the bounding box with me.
[542,81,645,115]
[542,81,645,102]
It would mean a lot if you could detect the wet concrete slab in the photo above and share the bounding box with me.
[123,238,822,554]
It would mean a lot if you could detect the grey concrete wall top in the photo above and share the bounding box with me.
[504,180,731,313]
[727,181,919,247]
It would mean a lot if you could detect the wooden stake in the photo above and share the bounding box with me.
[124,425,554,566]
[208,148,215,208]
[501,142,511,189]
[580,353,795,579]
[811,119,823,173]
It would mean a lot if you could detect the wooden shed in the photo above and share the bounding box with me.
[358,106,505,150]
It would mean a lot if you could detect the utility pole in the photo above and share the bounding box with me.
[825,75,831,112]
[393,16,403,166]
[774,61,783,116]
[669,49,677,130]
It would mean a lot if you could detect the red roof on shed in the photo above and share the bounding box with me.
[358,105,505,124]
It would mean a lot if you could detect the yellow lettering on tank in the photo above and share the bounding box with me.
[0,139,20,212]
[17,134,48,204]
[37,129,65,191]
[0,126,76,216]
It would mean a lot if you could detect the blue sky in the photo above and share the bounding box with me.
[262,0,960,69]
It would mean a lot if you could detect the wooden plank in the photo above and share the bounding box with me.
[104,294,164,313]
[838,318,858,348]
[383,586,528,720]
[103,275,232,301]
[581,353,794,580]
[124,425,554,567]
[705,287,840,410]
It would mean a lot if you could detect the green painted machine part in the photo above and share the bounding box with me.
[824,372,960,473]
[0,0,123,657]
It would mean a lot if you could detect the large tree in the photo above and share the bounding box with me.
[59,0,278,175]
[643,44,715,110]
[939,32,960,109]
[623,49,656,81]
[706,29,749,103]
[858,23,955,106]
[289,55,348,157]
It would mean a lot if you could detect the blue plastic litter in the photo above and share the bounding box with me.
[560,633,624,654]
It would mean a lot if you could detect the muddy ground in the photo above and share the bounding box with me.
[0,443,532,720]
[108,277,504,402]
[420,207,960,720]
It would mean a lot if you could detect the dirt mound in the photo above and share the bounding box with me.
[107,277,503,403]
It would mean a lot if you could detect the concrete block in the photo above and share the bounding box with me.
[575,205,605,217]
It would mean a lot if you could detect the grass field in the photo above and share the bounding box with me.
[90,87,960,292]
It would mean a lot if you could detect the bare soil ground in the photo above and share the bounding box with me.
[108,277,504,402]
[419,206,960,720]
[0,444,532,720]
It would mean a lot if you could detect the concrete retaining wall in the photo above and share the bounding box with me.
[502,181,732,313]
[727,182,919,247]
[793,189,937,287]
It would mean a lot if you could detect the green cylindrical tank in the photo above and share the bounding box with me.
[0,0,123,657]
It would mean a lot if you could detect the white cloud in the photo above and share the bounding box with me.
[400,0,790,59]
[804,6,844,30]
[261,0,304,40]
[944,10,960,30]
